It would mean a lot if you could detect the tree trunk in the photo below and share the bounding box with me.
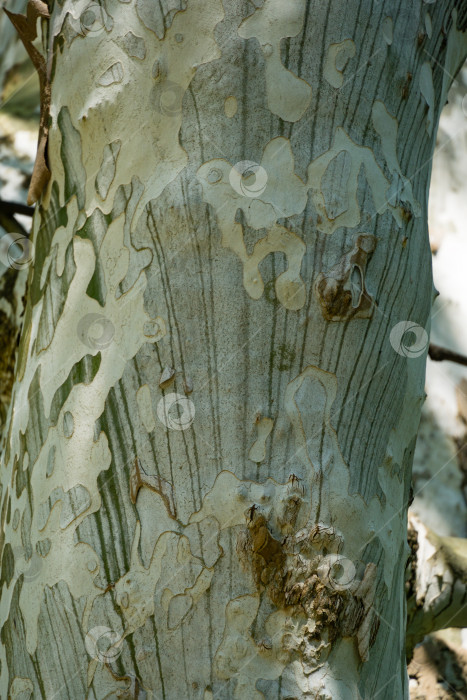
[406,513,467,658]
[1,1,467,698]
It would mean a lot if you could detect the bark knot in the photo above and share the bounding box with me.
[237,512,380,666]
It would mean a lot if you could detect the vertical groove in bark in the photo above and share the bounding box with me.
[1,1,466,699]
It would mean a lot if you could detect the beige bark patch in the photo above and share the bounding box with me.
[9,677,33,699]
[48,0,225,223]
[199,102,419,306]
[324,39,356,88]
[197,138,307,310]
[95,140,122,201]
[371,100,421,218]
[135,0,187,39]
[224,95,238,118]
[110,522,206,644]
[98,61,124,86]
[2,210,167,658]
[248,416,274,463]
[308,127,392,233]
[213,594,289,698]
[284,365,410,597]
[129,457,177,519]
[285,366,342,483]
[238,0,312,122]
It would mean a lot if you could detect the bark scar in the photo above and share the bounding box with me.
[5,0,51,205]
[130,457,177,519]
[315,234,377,321]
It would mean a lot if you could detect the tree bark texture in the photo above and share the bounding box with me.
[406,513,467,658]
[1,1,467,698]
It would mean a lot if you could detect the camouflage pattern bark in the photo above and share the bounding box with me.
[1,1,467,698]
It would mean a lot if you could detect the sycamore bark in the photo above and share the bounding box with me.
[1,1,467,698]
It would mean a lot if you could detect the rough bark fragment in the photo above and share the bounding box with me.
[315,233,377,321]
[406,514,467,658]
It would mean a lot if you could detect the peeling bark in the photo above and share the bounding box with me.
[406,513,467,659]
[1,1,467,698]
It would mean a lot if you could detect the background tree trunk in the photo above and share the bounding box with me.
[406,514,467,657]
[1,1,467,698]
